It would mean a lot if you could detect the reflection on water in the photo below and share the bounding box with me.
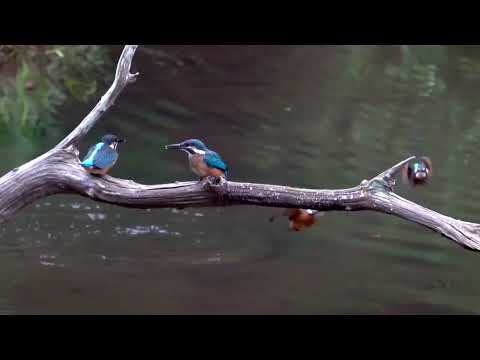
[1,45,480,314]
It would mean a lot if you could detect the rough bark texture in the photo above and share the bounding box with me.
[0,45,479,252]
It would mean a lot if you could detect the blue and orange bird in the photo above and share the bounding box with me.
[165,139,228,179]
[401,156,433,187]
[80,134,126,175]
[270,209,323,232]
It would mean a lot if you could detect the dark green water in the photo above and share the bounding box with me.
[1,45,480,314]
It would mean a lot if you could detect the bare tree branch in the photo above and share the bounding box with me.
[0,45,479,253]
[55,45,139,150]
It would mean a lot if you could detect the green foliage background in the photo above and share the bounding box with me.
[0,45,112,137]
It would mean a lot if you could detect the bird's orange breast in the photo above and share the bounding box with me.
[288,209,316,231]
[84,159,116,175]
[189,155,210,177]
[208,167,225,178]
[189,155,225,178]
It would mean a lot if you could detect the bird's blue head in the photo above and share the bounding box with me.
[101,134,126,147]
[165,139,208,154]
[404,156,433,185]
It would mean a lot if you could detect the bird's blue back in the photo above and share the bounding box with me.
[412,161,427,173]
[204,150,228,176]
[81,143,118,169]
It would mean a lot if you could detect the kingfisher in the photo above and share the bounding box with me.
[80,134,126,175]
[270,209,323,232]
[165,139,228,179]
[401,156,432,186]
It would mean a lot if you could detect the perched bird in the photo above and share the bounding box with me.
[270,208,323,232]
[80,134,126,175]
[165,139,228,179]
[402,156,432,186]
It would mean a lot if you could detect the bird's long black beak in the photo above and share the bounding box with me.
[165,143,183,150]
[118,138,126,143]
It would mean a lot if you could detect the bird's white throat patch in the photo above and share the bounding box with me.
[190,147,206,155]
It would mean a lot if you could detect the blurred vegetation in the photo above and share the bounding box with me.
[0,45,112,137]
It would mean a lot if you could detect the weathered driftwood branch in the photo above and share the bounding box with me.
[0,45,479,252]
